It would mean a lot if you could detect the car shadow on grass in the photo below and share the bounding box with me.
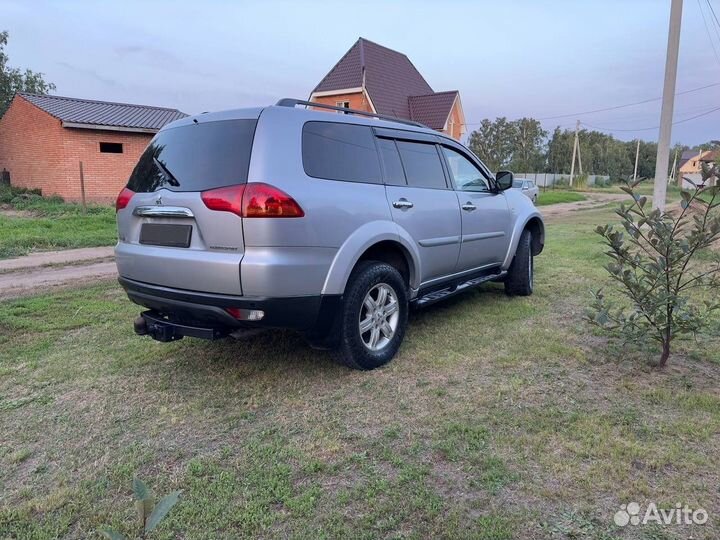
[134,282,517,405]
[408,282,509,323]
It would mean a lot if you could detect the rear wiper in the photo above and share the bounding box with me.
[153,157,180,187]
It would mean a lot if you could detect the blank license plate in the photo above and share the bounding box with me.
[139,224,192,248]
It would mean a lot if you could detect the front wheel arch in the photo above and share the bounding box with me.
[524,217,545,256]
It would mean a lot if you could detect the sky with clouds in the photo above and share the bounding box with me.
[2,0,719,145]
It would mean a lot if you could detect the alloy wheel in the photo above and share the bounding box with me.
[359,283,399,351]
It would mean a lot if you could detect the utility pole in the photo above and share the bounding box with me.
[577,138,583,176]
[669,148,678,184]
[633,139,641,181]
[569,120,580,187]
[653,0,683,210]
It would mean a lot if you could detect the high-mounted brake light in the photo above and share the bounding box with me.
[115,187,135,212]
[201,183,304,218]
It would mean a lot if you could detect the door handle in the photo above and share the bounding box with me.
[392,199,414,209]
[461,202,477,211]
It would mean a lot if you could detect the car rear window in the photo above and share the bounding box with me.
[302,121,382,184]
[127,119,257,192]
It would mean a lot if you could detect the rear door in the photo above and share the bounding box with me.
[115,117,257,295]
[378,134,461,283]
[439,144,511,270]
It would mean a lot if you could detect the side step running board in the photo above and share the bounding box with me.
[412,272,506,308]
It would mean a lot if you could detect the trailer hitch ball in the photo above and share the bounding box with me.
[133,315,148,336]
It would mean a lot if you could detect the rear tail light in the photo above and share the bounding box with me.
[115,187,134,212]
[201,184,246,217]
[201,183,304,218]
[242,183,304,218]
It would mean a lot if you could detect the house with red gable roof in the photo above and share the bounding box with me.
[309,38,465,140]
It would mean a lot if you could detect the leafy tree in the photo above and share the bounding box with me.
[467,117,515,171]
[698,140,720,151]
[0,30,55,116]
[604,138,633,179]
[546,127,575,174]
[468,117,547,172]
[628,140,659,179]
[587,176,720,367]
[508,117,547,172]
[469,116,692,182]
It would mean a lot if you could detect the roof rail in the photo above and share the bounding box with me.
[275,98,427,129]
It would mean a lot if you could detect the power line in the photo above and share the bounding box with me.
[579,104,720,132]
[706,0,720,29]
[698,0,720,66]
[535,82,720,120]
[462,81,720,126]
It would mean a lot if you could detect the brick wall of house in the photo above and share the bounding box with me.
[0,95,66,196]
[0,95,153,203]
[442,100,464,141]
[311,91,374,113]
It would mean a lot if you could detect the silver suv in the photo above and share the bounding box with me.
[115,99,544,370]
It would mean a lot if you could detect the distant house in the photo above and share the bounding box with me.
[310,38,466,140]
[678,148,718,188]
[678,149,698,173]
[0,93,186,202]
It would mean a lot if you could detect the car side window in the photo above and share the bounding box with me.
[396,140,447,189]
[441,146,490,192]
[376,138,407,186]
[302,122,382,184]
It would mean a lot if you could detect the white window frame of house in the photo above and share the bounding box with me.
[336,101,350,114]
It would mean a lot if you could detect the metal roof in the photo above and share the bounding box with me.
[408,91,459,130]
[313,38,461,129]
[18,92,187,132]
[678,149,699,170]
[314,39,432,119]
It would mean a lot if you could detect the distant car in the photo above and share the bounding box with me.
[512,179,539,203]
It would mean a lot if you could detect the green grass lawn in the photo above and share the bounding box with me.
[0,187,117,259]
[536,191,586,206]
[1,206,719,539]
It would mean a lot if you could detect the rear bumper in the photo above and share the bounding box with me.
[119,276,340,333]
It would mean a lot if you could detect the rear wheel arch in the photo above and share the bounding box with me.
[322,222,421,296]
[354,240,414,289]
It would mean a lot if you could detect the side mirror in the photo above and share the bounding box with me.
[495,170,514,191]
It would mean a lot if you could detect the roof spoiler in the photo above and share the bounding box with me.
[275,98,427,129]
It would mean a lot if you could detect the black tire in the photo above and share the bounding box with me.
[332,261,408,370]
[504,229,534,296]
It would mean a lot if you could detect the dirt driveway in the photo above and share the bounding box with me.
[0,246,116,299]
[540,192,625,220]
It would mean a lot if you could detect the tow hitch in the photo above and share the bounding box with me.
[134,311,228,342]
